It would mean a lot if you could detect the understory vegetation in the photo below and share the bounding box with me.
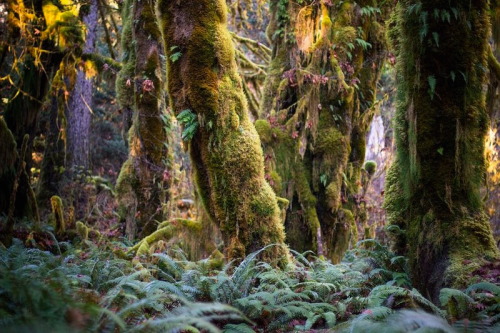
[1,230,499,332]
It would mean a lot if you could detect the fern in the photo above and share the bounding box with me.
[176,109,199,141]
[439,288,475,319]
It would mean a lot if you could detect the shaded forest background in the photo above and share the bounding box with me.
[1,0,500,332]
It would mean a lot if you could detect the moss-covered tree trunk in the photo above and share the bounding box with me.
[257,0,388,262]
[116,0,170,240]
[385,0,499,300]
[1,58,49,220]
[1,0,64,220]
[159,0,288,262]
[0,117,19,218]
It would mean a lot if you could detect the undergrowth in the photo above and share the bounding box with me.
[0,237,499,332]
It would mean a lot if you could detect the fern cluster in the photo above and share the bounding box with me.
[1,238,499,332]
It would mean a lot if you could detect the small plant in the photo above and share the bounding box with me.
[176,109,199,141]
[169,46,182,62]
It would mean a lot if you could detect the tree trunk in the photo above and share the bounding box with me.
[257,0,388,262]
[37,0,98,220]
[116,0,171,240]
[158,0,288,263]
[385,0,499,301]
[65,0,99,219]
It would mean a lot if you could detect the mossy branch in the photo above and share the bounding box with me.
[128,219,202,256]
[81,53,122,72]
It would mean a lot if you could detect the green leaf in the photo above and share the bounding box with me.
[437,147,444,155]
[177,109,199,141]
[432,32,439,47]
[320,174,329,187]
[170,51,182,63]
[355,38,372,50]
[428,75,437,99]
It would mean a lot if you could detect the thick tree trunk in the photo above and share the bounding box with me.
[37,0,98,220]
[66,0,98,219]
[2,52,58,220]
[159,0,288,262]
[258,0,388,262]
[67,0,98,171]
[116,0,170,240]
[385,0,499,301]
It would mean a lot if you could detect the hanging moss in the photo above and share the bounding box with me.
[159,0,288,264]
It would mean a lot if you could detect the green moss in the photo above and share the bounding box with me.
[50,196,65,235]
[269,170,283,194]
[330,208,354,264]
[115,0,170,240]
[76,221,89,240]
[254,0,389,261]
[208,249,224,270]
[363,160,377,176]
[115,0,135,110]
[254,119,272,144]
[315,127,344,154]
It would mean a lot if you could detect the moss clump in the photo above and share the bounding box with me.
[364,160,377,176]
[50,195,65,235]
[208,249,224,270]
[254,119,273,144]
[315,127,345,155]
[75,221,89,240]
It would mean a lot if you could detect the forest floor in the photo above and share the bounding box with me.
[1,220,499,333]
